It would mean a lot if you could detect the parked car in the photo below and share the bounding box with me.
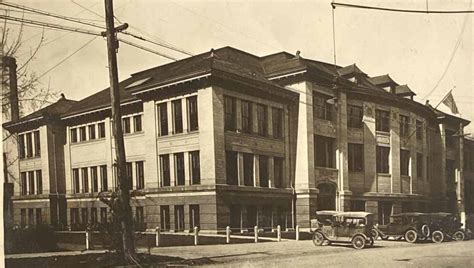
[371,212,430,243]
[424,212,466,243]
[312,211,375,249]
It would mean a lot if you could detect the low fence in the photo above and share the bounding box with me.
[56,225,311,250]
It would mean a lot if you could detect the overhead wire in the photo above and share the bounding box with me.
[332,2,474,14]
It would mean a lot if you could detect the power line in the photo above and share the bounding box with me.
[121,31,194,56]
[332,2,474,14]
[0,2,105,29]
[36,36,98,81]
[0,14,102,36]
[118,38,178,61]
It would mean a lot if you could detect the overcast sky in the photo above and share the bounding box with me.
[4,0,474,132]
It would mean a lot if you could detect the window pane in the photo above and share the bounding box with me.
[26,133,33,157]
[416,120,423,140]
[274,157,284,188]
[79,126,87,141]
[224,96,236,131]
[313,93,332,121]
[34,131,41,156]
[134,115,142,132]
[100,165,108,191]
[400,149,410,176]
[28,171,35,195]
[348,143,364,172]
[347,105,363,128]
[399,115,410,137]
[376,110,390,132]
[190,151,200,185]
[417,153,423,178]
[257,104,267,136]
[122,117,131,134]
[376,146,390,173]
[82,167,89,193]
[19,134,25,158]
[241,101,252,133]
[88,125,96,140]
[70,128,78,143]
[91,167,98,192]
[98,122,106,138]
[187,96,199,131]
[160,155,170,186]
[226,151,238,185]
[158,103,168,136]
[175,153,185,186]
[259,156,269,187]
[73,168,80,193]
[136,161,144,189]
[243,153,253,186]
[315,135,335,168]
[272,108,283,138]
[173,100,183,134]
[36,170,42,194]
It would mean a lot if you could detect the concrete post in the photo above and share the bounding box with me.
[296,225,300,241]
[277,225,281,242]
[194,226,199,246]
[254,226,258,243]
[85,230,90,250]
[226,226,231,244]
[155,227,161,247]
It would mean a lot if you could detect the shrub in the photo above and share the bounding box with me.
[5,224,59,254]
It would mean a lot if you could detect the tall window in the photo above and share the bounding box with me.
[79,126,86,141]
[19,134,25,158]
[224,96,236,131]
[175,153,185,186]
[133,115,142,132]
[243,153,254,186]
[375,110,390,132]
[91,208,98,224]
[417,153,423,178]
[190,151,200,185]
[81,167,89,193]
[172,99,183,134]
[28,209,34,226]
[28,171,35,195]
[241,101,252,133]
[187,96,198,131]
[376,146,390,173]
[100,207,108,223]
[70,208,79,225]
[26,133,33,157]
[347,105,363,128]
[20,209,26,227]
[348,143,364,172]
[125,162,133,188]
[257,104,267,136]
[174,205,185,232]
[226,151,238,185]
[160,155,170,186]
[400,149,410,176]
[91,167,98,192]
[73,168,80,193]
[88,125,96,140]
[315,135,335,168]
[100,165,108,191]
[33,130,41,156]
[416,120,423,140]
[259,156,269,187]
[274,157,284,188]
[122,117,131,134]
[272,107,283,139]
[313,93,332,121]
[189,205,200,229]
[399,115,410,137]
[98,122,106,138]
[70,128,78,143]
[36,170,42,194]
[20,172,27,195]
[158,103,168,136]
[81,208,88,224]
[136,161,144,189]
[160,206,170,231]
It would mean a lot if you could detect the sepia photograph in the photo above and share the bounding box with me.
[1,0,473,267]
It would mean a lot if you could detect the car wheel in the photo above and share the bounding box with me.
[352,235,366,249]
[432,230,444,243]
[405,229,418,243]
[453,230,466,241]
[370,229,379,240]
[312,231,325,246]
[381,235,389,240]
[368,237,374,247]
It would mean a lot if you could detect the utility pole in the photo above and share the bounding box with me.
[103,0,135,262]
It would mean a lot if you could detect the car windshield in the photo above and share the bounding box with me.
[343,217,366,227]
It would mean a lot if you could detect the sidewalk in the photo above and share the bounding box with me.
[5,249,108,259]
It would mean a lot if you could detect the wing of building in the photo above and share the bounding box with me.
[3,46,474,231]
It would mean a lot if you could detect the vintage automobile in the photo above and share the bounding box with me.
[311,211,375,249]
[424,212,467,243]
[371,212,430,243]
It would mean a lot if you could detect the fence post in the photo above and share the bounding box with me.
[155,227,161,247]
[226,226,231,244]
[85,230,90,250]
[296,225,300,241]
[194,226,199,246]
[277,225,281,242]
[254,226,258,243]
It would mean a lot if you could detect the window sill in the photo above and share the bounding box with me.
[123,131,145,137]
[225,130,284,141]
[377,173,391,177]
[376,130,390,135]
[19,156,41,161]
[70,138,106,146]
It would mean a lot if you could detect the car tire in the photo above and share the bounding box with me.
[312,231,325,246]
[367,237,374,247]
[453,230,465,241]
[432,230,444,243]
[370,229,379,240]
[421,224,430,238]
[405,229,418,243]
[352,235,366,250]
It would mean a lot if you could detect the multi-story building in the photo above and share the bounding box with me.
[3,47,473,231]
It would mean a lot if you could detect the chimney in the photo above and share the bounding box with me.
[2,56,20,121]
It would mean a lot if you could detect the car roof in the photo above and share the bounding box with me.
[315,210,339,216]
[336,211,374,218]
[392,212,425,217]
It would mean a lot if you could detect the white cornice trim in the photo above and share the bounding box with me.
[268,70,307,80]
[61,99,141,120]
[131,73,211,96]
